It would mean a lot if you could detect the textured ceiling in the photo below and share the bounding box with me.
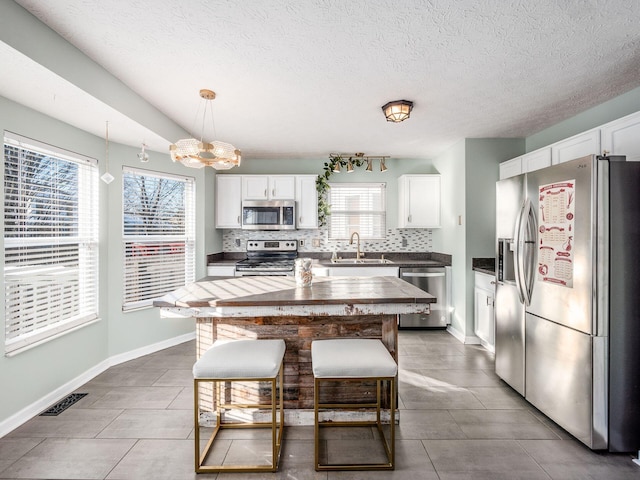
[3,0,640,159]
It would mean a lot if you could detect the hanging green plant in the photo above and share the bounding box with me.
[315,154,367,226]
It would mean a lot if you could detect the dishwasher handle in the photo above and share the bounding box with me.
[401,272,445,278]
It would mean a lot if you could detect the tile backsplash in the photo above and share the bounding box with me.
[221,227,433,254]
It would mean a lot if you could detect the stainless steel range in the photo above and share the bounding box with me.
[235,240,298,276]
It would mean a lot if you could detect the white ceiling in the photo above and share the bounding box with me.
[2,0,640,159]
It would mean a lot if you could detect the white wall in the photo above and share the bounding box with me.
[0,96,209,432]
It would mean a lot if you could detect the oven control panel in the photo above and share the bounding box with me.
[246,240,298,252]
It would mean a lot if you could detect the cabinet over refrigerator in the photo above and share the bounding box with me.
[495,154,640,452]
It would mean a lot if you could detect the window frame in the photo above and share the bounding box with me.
[3,131,99,355]
[327,182,386,240]
[121,166,195,311]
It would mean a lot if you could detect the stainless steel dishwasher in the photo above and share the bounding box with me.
[399,266,450,328]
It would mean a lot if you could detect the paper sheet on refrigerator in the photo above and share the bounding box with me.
[537,180,575,287]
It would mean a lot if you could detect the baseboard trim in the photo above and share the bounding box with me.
[0,331,196,438]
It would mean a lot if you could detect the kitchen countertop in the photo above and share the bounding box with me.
[472,257,495,276]
[154,275,436,317]
[207,251,452,268]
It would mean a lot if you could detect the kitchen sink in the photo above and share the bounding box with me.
[331,258,394,264]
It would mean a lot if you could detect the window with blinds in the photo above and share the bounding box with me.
[3,132,99,354]
[328,183,386,240]
[122,167,195,311]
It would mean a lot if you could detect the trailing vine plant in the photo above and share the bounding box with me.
[315,154,367,226]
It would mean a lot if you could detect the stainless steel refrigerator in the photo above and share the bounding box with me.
[495,154,640,452]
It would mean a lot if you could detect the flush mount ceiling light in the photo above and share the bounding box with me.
[169,89,241,170]
[381,100,413,123]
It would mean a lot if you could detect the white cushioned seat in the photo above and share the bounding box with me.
[311,338,397,378]
[193,339,286,379]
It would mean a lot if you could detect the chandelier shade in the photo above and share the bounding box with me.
[169,89,241,170]
[381,100,413,123]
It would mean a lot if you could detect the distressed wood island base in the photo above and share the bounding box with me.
[155,276,435,425]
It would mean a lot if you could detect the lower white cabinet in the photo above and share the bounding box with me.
[313,266,399,277]
[474,271,495,351]
[207,265,236,277]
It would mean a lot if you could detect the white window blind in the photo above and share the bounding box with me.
[328,183,386,240]
[122,167,195,311]
[3,132,99,354]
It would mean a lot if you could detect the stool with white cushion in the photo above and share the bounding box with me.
[193,339,285,473]
[311,338,397,471]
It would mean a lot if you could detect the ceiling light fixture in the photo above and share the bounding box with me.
[329,153,389,173]
[365,158,373,172]
[169,89,241,170]
[380,158,388,172]
[381,100,413,122]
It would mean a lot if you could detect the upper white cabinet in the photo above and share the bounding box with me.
[522,148,551,172]
[601,111,640,162]
[551,129,600,165]
[295,175,318,229]
[242,175,295,200]
[499,157,522,179]
[398,174,441,228]
[215,175,242,228]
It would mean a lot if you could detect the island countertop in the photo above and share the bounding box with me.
[154,275,436,318]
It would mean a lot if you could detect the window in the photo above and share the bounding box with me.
[328,183,386,240]
[3,132,99,354]
[122,167,195,310]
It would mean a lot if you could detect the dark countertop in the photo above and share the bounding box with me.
[154,275,436,309]
[208,251,452,268]
[472,257,495,276]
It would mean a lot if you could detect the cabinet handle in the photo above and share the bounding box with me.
[237,215,240,224]
[264,189,267,197]
[408,214,412,222]
[272,188,275,197]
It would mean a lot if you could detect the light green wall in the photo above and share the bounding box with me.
[0,96,205,426]
[526,86,640,152]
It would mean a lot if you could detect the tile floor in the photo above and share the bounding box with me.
[2,330,639,479]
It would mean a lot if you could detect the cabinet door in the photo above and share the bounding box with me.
[242,176,269,200]
[270,176,296,199]
[295,175,318,229]
[551,129,600,165]
[216,175,242,228]
[398,175,440,228]
[207,265,236,277]
[601,111,640,162]
[522,148,551,173]
[474,272,495,350]
[499,157,522,179]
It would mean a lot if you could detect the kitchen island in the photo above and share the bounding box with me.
[154,275,435,420]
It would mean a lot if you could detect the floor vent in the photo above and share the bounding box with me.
[40,393,88,416]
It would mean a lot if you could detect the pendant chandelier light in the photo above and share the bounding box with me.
[381,100,413,123]
[169,89,241,170]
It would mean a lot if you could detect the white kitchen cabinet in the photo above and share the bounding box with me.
[295,175,318,229]
[499,157,522,179]
[317,266,400,277]
[207,264,236,276]
[601,110,640,162]
[522,148,551,172]
[242,175,295,200]
[397,175,441,228]
[215,175,242,228]
[474,271,495,352]
[551,129,600,165]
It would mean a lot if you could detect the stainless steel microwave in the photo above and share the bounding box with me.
[241,200,296,230]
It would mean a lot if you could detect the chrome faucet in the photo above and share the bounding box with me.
[349,231,363,260]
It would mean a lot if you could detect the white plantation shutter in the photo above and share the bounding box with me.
[122,167,195,310]
[3,132,99,354]
[328,183,386,240]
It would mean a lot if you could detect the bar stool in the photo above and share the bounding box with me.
[311,338,397,471]
[193,339,286,473]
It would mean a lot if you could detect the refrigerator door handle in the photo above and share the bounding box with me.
[516,199,537,306]
[513,201,527,305]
